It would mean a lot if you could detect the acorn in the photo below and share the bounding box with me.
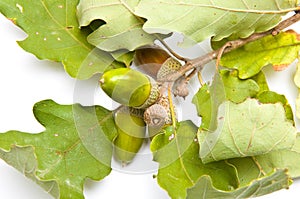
[100,68,160,109]
[172,76,189,98]
[113,107,146,164]
[134,45,171,79]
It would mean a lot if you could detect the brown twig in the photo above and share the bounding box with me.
[164,12,300,82]
[185,68,198,82]
[215,42,232,70]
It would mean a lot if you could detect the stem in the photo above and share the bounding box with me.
[197,72,204,86]
[168,84,177,128]
[186,68,198,82]
[165,12,300,82]
[158,38,189,62]
[215,42,232,70]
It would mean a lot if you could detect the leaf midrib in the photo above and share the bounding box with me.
[159,1,298,14]
[174,129,195,187]
[39,0,92,52]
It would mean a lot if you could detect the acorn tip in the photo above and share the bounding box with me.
[99,78,104,84]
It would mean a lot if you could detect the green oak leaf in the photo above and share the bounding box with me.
[226,134,300,188]
[0,146,59,198]
[0,0,123,79]
[77,0,159,51]
[295,60,300,88]
[151,121,294,199]
[111,50,135,67]
[151,121,239,199]
[192,70,263,130]
[253,133,300,179]
[227,157,267,187]
[135,0,298,47]
[219,70,260,103]
[251,71,269,94]
[228,152,295,187]
[294,60,300,119]
[214,30,300,79]
[257,90,294,122]
[0,100,117,199]
[199,98,297,164]
[192,70,293,131]
[192,84,212,130]
[187,169,290,199]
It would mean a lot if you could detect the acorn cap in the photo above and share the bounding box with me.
[157,57,182,82]
[144,96,176,139]
[136,78,160,109]
[144,104,168,127]
[143,96,174,127]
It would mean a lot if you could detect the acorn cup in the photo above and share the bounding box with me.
[156,57,189,98]
[144,96,175,139]
[100,68,160,109]
[113,107,146,165]
[156,57,182,82]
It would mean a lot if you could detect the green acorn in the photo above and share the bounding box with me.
[113,107,146,164]
[100,68,160,109]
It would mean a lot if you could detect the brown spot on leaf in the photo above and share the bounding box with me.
[273,64,289,71]
[66,26,74,30]
[285,29,300,40]
[8,18,17,24]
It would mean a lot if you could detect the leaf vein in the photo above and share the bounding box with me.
[159,2,298,14]
[175,131,195,186]
[190,11,229,38]
[227,106,246,156]
[39,0,91,52]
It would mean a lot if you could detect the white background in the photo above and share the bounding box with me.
[0,13,300,199]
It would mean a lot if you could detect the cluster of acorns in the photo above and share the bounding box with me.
[100,45,188,164]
